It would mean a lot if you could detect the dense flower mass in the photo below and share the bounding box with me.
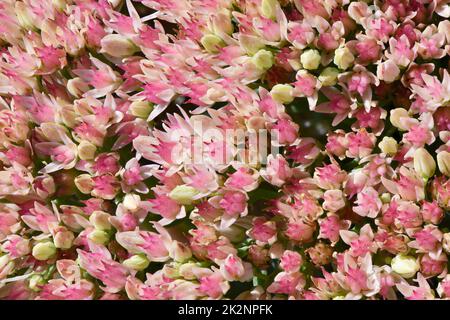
[0,0,449,300]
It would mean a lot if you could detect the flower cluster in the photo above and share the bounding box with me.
[0,0,449,300]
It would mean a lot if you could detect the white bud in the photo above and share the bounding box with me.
[53,227,74,249]
[169,185,199,205]
[200,34,224,53]
[77,141,97,161]
[251,49,274,70]
[437,151,450,176]
[101,34,138,58]
[89,211,112,230]
[414,148,436,179]
[391,254,419,278]
[32,242,56,261]
[389,108,410,131]
[129,101,153,119]
[88,230,110,245]
[28,274,45,291]
[334,46,355,70]
[123,193,141,211]
[301,49,321,70]
[123,254,150,271]
[270,84,294,104]
[378,137,398,155]
[318,67,339,86]
[261,0,278,20]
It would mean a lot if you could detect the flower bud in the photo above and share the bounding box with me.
[318,67,339,86]
[200,34,224,53]
[15,2,35,30]
[88,229,110,245]
[178,262,199,280]
[28,274,45,291]
[334,46,354,70]
[301,49,321,70]
[122,194,140,212]
[101,34,138,58]
[74,174,93,194]
[251,49,274,70]
[443,233,450,254]
[170,241,192,262]
[52,0,70,11]
[0,255,14,275]
[123,254,150,271]
[389,108,410,131]
[270,84,294,104]
[380,193,391,203]
[163,263,181,279]
[53,227,75,249]
[32,242,57,261]
[129,101,153,119]
[169,185,199,205]
[414,148,436,179]
[391,254,419,278]
[239,34,265,55]
[437,151,450,176]
[67,77,89,98]
[378,137,398,155]
[89,211,112,230]
[261,0,278,20]
[212,10,233,35]
[377,60,400,83]
[77,141,97,161]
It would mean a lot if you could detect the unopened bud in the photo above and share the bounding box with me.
[32,242,57,261]
[251,49,274,70]
[88,229,110,245]
[443,233,450,254]
[53,227,74,249]
[270,84,294,104]
[52,0,70,11]
[74,174,93,194]
[129,101,153,119]
[89,211,112,230]
[437,151,450,176]
[169,185,199,205]
[123,254,150,271]
[212,10,233,35]
[389,108,410,131]
[101,34,138,58]
[123,193,141,211]
[261,0,278,20]
[200,34,224,54]
[380,193,391,204]
[170,241,192,262]
[334,46,355,70]
[301,49,321,70]
[378,137,398,155]
[377,59,400,83]
[414,148,436,179]
[15,2,35,30]
[67,78,89,98]
[28,274,45,291]
[319,67,339,86]
[391,254,419,278]
[77,141,97,161]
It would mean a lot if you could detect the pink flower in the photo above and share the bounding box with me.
[280,250,303,272]
[319,214,351,244]
[77,245,129,293]
[248,217,277,245]
[353,187,382,218]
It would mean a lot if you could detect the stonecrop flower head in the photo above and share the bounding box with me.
[0,0,449,301]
